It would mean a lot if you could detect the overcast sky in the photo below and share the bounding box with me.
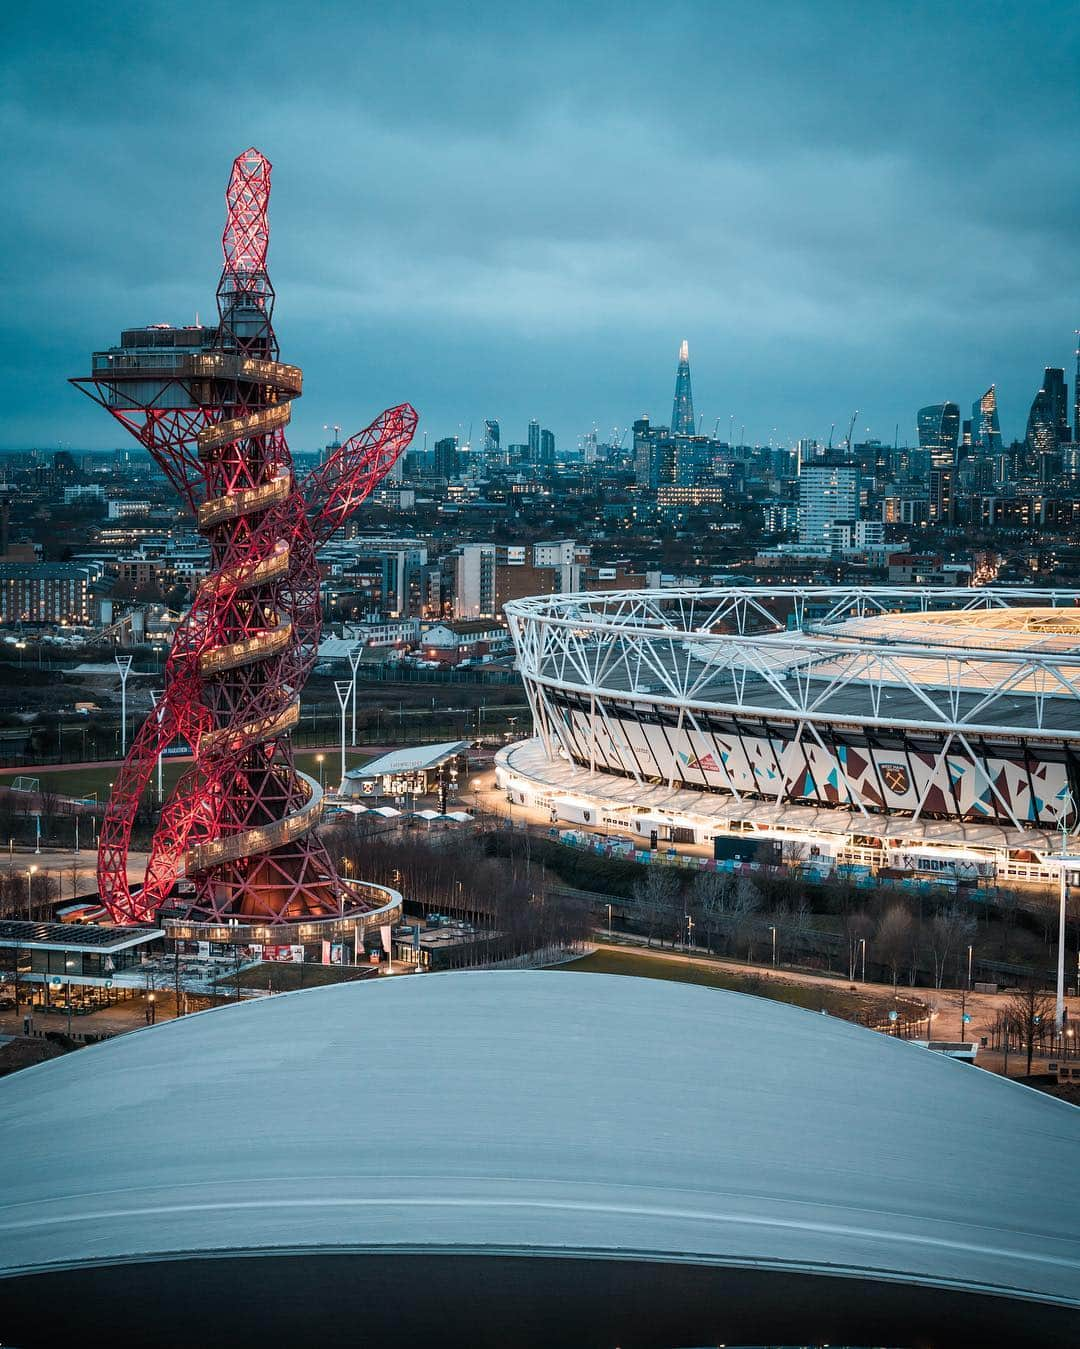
[3,1,1078,454]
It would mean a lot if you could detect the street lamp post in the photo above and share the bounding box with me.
[334,680,352,791]
[1052,796,1079,1035]
[26,865,37,919]
[65,959,76,1036]
[859,936,867,982]
[114,654,133,757]
[769,924,777,967]
[967,943,973,990]
[150,690,165,806]
[347,644,363,745]
[316,754,325,790]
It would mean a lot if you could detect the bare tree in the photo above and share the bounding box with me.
[690,870,732,952]
[769,898,813,967]
[927,903,976,989]
[632,867,681,948]
[731,874,762,961]
[875,903,912,993]
[846,910,873,981]
[1004,984,1055,1078]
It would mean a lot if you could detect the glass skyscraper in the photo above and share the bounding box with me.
[916,402,960,467]
[671,339,695,436]
[1026,384,1058,455]
[971,386,1002,454]
[1040,367,1070,446]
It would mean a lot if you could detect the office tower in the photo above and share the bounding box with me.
[798,460,859,549]
[1041,368,1069,446]
[527,419,541,461]
[1026,385,1058,455]
[433,435,459,478]
[1074,336,1080,443]
[540,428,555,464]
[916,402,960,468]
[633,416,676,491]
[633,417,654,488]
[671,339,695,436]
[971,386,1002,454]
[929,467,955,525]
[482,418,501,466]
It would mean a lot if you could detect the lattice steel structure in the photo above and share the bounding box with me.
[73,149,417,925]
[505,586,1080,838]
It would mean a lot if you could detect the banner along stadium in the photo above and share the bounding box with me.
[498,587,1080,887]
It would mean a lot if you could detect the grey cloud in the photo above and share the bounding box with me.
[1,0,1078,452]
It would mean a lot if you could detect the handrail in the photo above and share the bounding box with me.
[200,699,299,756]
[185,771,322,873]
[89,351,303,395]
[204,542,289,596]
[197,405,292,459]
[198,621,293,677]
[198,470,291,528]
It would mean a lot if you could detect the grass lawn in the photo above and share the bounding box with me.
[220,963,379,993]
[0,750,375,804]
[555,947,923,1022]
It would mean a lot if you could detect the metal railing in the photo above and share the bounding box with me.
[164,882,403,944]
[90,351,303,395]
[198,622,292,677]
[197,470,291,527]
[197,406,292,459]
[184,772,322,873]
[207,542,290,594]
[200,699,300,755]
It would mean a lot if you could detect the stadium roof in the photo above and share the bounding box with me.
[0,971,1078,1346]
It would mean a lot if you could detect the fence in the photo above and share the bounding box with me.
[480,941,593,971]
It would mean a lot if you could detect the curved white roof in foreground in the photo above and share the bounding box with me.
[1,971,1079,1347]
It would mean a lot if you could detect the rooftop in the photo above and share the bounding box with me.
[343,741,471,780]
[0,920,161,952]
[0,971,1077,1346]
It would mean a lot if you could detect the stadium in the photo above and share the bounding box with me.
[499,586,1080,887]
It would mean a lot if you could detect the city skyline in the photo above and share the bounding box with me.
[3,2,1079,453]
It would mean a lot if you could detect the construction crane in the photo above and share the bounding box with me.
[844,410,859,452]
[827,423,835,450]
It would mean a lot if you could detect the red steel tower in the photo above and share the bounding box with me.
[73,149,417,926]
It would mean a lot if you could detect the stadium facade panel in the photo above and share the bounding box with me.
[502,586,1080,883]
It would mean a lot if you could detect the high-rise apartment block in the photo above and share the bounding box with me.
[798,459,859,549]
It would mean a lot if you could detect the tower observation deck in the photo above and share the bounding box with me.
[73,148,417,927]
